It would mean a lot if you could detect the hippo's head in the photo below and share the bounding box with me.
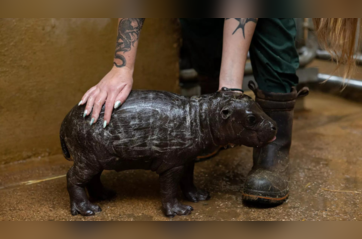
[211,91,277,148]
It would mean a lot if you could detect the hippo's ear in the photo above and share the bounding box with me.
[220,106,232,119]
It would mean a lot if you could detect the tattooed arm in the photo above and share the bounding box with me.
[79,18,145,127]
[113,18,145,68]
[219,18,257,90]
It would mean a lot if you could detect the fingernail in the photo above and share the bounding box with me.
[103,120,107,128]
[78,100,83,106]
[114,101,121,109]
[83,110,87,118]
[90,118,95,126]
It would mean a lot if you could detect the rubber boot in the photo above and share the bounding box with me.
[242,81,309,205]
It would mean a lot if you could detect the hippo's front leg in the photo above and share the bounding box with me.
[159,166,193,217]
[180,163,210,202]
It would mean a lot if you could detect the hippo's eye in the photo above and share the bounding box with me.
[247,115,257,125]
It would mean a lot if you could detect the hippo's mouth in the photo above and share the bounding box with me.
[268,136,277,143]
[255,134,277,147]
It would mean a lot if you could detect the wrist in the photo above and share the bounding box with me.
[219,78,243,90]
[111,65,134,74]
[219,87,244,93]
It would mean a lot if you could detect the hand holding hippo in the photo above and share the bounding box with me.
[60,88,277,217]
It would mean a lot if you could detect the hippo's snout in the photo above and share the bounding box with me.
[258,119,277,146]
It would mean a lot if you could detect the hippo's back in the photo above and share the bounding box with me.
[61,90,199,171]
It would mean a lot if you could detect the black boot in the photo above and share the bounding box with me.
[242,81,309,205]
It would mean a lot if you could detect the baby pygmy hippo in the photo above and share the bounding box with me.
[60,88,277,217]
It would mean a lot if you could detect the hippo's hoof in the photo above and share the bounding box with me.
[183,188,210,202]
[70,201,102,216]
[163,202,193,218]
[89,188,116,201]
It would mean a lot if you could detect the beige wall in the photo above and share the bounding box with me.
[0,18,180,164]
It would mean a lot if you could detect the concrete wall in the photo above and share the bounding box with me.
[0,18,180,164]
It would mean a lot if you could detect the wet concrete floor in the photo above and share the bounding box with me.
[0,91,361,221]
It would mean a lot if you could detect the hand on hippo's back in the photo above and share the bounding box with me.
[78,67,133,128]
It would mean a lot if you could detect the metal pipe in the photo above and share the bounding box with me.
[317,73,362,88]
[312,73,362,103]
[316,50,362,65]
[299,45,317,68]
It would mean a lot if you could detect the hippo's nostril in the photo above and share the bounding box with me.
[272,127,277,131]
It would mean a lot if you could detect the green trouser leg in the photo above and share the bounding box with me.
[250,18,299,93]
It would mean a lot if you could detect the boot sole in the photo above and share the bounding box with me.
[242,193,289,205]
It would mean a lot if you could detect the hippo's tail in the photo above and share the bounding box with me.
[60,122,72,161]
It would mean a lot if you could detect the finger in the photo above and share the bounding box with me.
[91,91,107,126]
[103,92,117,126]
[79,86,97,106]
[114,85,132,110]
[84,88,100,118]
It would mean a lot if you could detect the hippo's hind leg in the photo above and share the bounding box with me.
[86,172,116,201]
[159,166,193,217]
[180,163,210,202]
[67,164,102,216]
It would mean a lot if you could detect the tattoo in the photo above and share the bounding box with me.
[226,18,257,38]
[113,18,145,68]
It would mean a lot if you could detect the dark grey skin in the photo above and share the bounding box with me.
[60,88,277,217]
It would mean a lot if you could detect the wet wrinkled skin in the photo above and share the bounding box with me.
[60,89,277,217]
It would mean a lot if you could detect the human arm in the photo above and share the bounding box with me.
[79,18,145,127]
[219,18,257,90]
